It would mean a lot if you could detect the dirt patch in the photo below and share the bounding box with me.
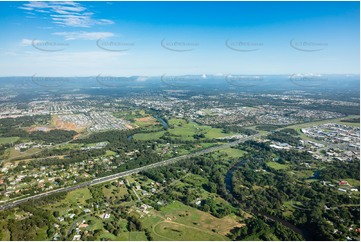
[54,118,77,130]
[217,217,245,235]
[52,116,87,132]
[135,116,156,123]
[125,124,136,129]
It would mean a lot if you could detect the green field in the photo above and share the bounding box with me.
[103,183,128,199]
[146,201,243,241]
[153,221,227,241]
[293,169,314,179]
[8,147,42,161]
[181,174,208,187]
[134,116,160,127]
[133,118,231,142]
[128,231,148,241]
[266,161,290,170]
[344,178,360,187]
[0,137,19,145]
[168,118,230,141]
[205,128,231,139]
[133,131,165,141]
[105,150,117,156]
[220,148,247,158]
[44,187,92,213]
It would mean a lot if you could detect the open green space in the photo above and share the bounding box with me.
[153,221,227,241]
[167,118,231,141]
[133,131,165,141]
[266,161,290,170]
[220,148,247,158]
[344,178,360,187]
[148,201,242,240]
[0,137,19,145]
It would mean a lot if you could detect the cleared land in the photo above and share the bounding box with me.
[0,137,19,145]
[168,118,228,140]
[133,131,165,141]
[143,201,243,241]
[133,118,232,142]
[134,116,159,127]
[266,161,290,170]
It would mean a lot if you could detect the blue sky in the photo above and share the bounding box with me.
[0,1,359,76]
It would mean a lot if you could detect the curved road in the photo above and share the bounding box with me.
[0,134,259,211]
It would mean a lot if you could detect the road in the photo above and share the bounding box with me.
[0,134,259,211]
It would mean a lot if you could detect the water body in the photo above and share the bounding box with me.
[154,116,168,129]
[224,160,309,239]
[225,160,246,192]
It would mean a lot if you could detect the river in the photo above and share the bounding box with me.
[154,116,168,129]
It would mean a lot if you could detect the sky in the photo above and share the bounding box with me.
[0,1,359,76]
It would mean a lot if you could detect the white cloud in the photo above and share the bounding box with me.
[21,38,33,46]
[19,1,114,27]
[21,38,45,46]
[53,31,114,40]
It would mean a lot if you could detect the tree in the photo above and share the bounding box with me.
[203,204,210,212]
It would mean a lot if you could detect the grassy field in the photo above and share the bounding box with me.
[282,200,305,219]
[145,201,243,241]
[97,230,146,241]
[134,116,159,127]
[103,183,129,199]
[181,174,208,187]
[127,231,148,241]
[133,118,231,142]
[266,161,290,170]
[44,187,92,214]
[292,169,314,179]
[168,118,231,141]
[344,178,360,187]
[133,131,165,141]
[105,150,117,156]
[220,148,247,158]
[153,221,226,240]
[0,136,19,145]
[206,128,231,139]
[65,188,92,206]
[199,142,219,148]
[283,200,303,210]
[7,147,42,161]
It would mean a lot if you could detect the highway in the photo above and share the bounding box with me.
[0,134,259,211]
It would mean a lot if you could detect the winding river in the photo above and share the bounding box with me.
[154,116,168,129]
